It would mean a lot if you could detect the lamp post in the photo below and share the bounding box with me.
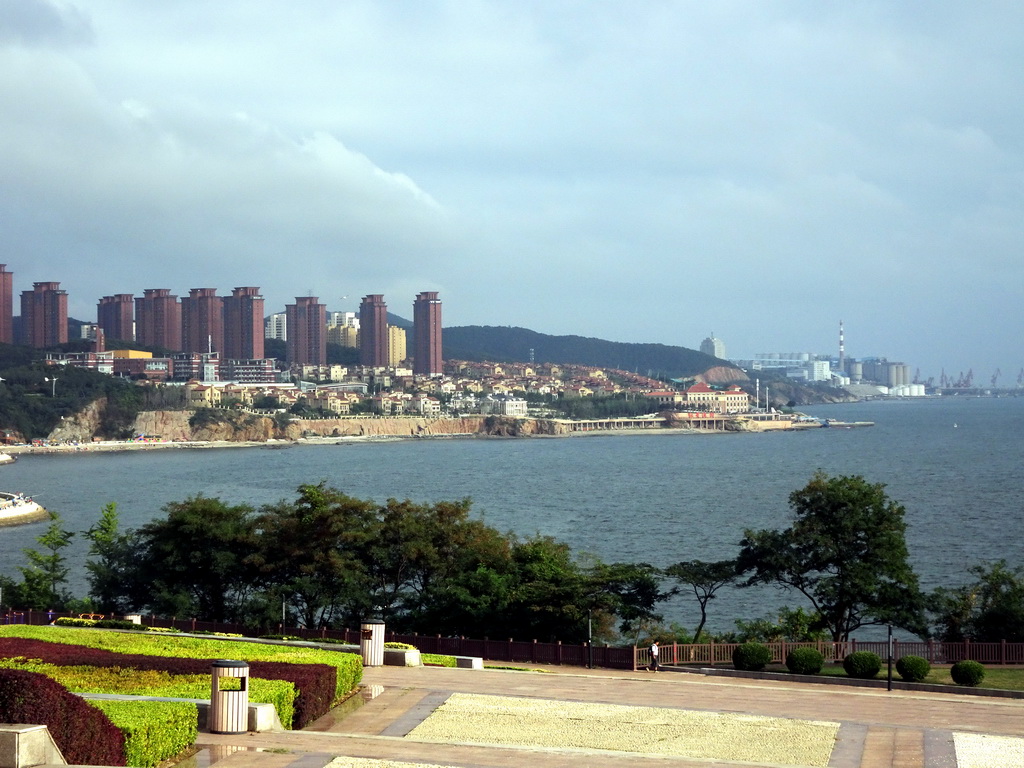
[588,607,594,670]
[44,376,58,397]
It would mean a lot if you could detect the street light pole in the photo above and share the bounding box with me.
[588,607,594,670]
[44,377,58,397]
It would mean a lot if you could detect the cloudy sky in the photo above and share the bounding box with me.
[2,1,1021,382]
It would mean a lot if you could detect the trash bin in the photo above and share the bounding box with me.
[360,619,385,666]
[209,660,249,734]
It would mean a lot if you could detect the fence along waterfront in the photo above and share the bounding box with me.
[5,609,1023,670]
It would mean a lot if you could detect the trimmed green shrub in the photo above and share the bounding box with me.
[91,699,197,768]
[422,653,457,667]
[732,642,772,671]
[785,647,824,675]
[189,630,243,637]
[950,660,985,687]
[843,651,882,679]
[895,655,931,683]
[385,642,416,650]
[0,669,126,765]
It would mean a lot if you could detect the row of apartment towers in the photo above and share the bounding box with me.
[0,266,443,375]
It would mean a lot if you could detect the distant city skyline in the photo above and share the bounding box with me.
[0,261,1008,385]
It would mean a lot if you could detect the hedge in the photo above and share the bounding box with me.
[0,626,360,699]
[0,658,295,732]
[422,653,457,667]
[0,669,126,765]
[90,699,196,768]
[0,636,333,728]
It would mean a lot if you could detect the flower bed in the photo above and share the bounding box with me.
[0,657,295,730]
[0,631,350,728]
[0,669,126,765]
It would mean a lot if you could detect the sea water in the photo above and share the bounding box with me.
[2,396,1021,638]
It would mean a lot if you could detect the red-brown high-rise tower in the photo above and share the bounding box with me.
[0,265,12,344]
[135,289,182,351]
[413,291,442,376]
[286,296,326,365]
[359,294,389,368]
[181,288,224,354]
[97,294,135,342]
[222,286,265,360]
[20,282,68,348]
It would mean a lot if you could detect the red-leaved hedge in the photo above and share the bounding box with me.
[0,638,336,728]
[0,669,126,765]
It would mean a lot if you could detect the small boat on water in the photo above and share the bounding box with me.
[0,452,15,465]
[0,492,48,526]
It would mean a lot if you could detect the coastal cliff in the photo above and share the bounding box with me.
[131,410,498,442]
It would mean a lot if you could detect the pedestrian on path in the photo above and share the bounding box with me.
[649,641,659,672]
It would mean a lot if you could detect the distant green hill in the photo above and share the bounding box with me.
[442,326,740,380]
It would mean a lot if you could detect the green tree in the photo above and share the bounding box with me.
[930,560,1024,642]
[585,561,670,641]
[737,472,927,642]
[366,497,510,633]
[19,512,75,609]
[504,535,589,642]
[136,496,255,622]
[83,502,144,613]
[729,607,829,643]
[664,559,737,641]
[248,483,377,628]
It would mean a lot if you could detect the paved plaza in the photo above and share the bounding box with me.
[188,664,1024,768]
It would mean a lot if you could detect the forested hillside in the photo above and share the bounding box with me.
[443,325,739,379]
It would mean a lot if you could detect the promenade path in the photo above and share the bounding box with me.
[189,664,1024,768]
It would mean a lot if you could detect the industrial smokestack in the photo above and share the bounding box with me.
[839,320,845,373]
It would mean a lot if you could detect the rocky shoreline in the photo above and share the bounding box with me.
[5,407,816,457]
[5,413,752,457]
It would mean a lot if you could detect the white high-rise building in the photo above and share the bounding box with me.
[265,312,287,341]
[700,333,726,359]
[328,311,358,329]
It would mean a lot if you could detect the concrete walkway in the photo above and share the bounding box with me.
[187,664,1024,767]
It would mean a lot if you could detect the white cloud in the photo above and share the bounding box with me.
[1,0,1022,375]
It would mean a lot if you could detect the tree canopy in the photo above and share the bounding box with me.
[930,560,1024,642]
[664,559,736,642]
[78,484,669,643]
[736,471,927,641]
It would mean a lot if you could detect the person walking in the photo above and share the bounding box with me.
[649,640,659,672]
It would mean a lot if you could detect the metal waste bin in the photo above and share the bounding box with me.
[209,659,249,734]
[360,619,385,666]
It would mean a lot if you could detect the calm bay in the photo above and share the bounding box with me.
[2,396,1021,638]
